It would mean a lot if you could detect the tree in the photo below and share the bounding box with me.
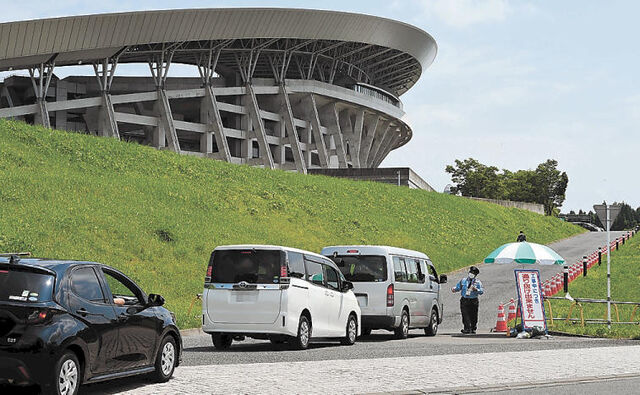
[445,158,505,199]
[610,202,639,230]
[533,159,568,216]
[445,158,569,216]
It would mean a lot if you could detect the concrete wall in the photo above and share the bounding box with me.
[309,167,436,192]
[465,197,545,215]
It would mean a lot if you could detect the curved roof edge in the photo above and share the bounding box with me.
[0,8,437,72]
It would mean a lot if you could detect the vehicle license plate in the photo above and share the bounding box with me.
[234,292,258,303]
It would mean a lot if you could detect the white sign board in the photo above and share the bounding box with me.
[515,269,546,330]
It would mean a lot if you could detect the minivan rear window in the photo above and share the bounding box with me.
[329,255,387,282]
[0,267,54,302]
[208,249,285,284]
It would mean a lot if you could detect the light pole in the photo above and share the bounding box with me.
[606,204,611,329]
[594,202,620,330]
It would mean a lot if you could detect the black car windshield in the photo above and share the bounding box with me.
[0,267,54,302]
[329,255,387,282]
[209,249,284,284]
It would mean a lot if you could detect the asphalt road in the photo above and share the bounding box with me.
[439,231,625,333]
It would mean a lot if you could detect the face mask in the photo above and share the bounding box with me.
[468,273,476,279]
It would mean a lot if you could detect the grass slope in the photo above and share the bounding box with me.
[548,236,640,338]
[0,120,583,328]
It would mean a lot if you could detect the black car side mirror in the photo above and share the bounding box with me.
[439,274,448,284]
[148,294,165,307]
[341,281,354,292]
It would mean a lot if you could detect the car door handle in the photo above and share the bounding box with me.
[76,309,101,317]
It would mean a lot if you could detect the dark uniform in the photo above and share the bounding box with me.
[517,231,527,242]
[451,266,484,334]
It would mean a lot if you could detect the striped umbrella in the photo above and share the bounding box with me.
[484,242,564,265]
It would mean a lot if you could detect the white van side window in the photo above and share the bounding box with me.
[304,257,324,286]
[427,261,438,280]
[324,265,340,291]
[406,259,420,283]
[392,256,408,282]
[287,252,305,279]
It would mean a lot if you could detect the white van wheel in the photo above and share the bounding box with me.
[291,315,311,350]
[394,310,409,339]
[341,315,357,345]
[425,309,438,336]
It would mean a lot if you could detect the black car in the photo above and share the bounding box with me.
[0,255,182,395]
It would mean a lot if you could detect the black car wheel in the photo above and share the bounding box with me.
[340,314,358,345]
[424,309,438,336]
[211,334,233,350]
[290,315,311,350]
[152,336,177,383]
[394,310,409,339]
[46,351,81,395]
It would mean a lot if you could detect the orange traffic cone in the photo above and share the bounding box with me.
[494,304,508,332]
[507,299,517,321]
[544,282,551,297]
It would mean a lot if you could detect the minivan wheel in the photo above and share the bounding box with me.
[425,309,439,336]
[341,315,358,345]
[212,333,233,350]
[394,310,409,339]
[47,351,81,395]
[152,335,177,383]
[291,315,311,350]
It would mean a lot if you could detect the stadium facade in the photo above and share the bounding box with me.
[0,9,436,172]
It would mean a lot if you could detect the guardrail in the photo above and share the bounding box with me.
[544,296,640,327]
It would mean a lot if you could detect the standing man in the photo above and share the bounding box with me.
[517,231,527,242]
[451,266,484,334]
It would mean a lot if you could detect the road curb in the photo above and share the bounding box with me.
[369,372,640,394]
[180,327,205,337]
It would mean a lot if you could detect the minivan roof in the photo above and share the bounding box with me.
[321,245,430,260]
[214,245,329,262]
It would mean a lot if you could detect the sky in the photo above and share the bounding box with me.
[1,0,638,212]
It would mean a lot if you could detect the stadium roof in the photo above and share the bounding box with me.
[0,8,437,95]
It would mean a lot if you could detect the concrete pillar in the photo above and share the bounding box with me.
[55,83,67,130]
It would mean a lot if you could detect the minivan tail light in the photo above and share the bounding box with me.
[386,284,394,307]
[206,266,212,277]
[347,250,359,254]
[280,263,288,278]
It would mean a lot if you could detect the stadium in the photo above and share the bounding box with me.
[0,8,436,172]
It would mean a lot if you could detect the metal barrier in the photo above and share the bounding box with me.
[187,293,203,317]
[544,296,640,328]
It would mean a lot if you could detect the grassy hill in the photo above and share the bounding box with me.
[0,119,583,328]
[548,236,640,339]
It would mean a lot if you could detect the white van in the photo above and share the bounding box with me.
[202,245,361,350]
[321,246,447,338]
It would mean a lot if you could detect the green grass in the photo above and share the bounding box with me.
[0,119,584,328]
[547,236,640,339]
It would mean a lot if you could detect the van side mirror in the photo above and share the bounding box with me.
[147,294,165,307]
[439,275,448,284]
[341,281,354,292]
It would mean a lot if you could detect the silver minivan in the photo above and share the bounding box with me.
[321,245,447,338]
